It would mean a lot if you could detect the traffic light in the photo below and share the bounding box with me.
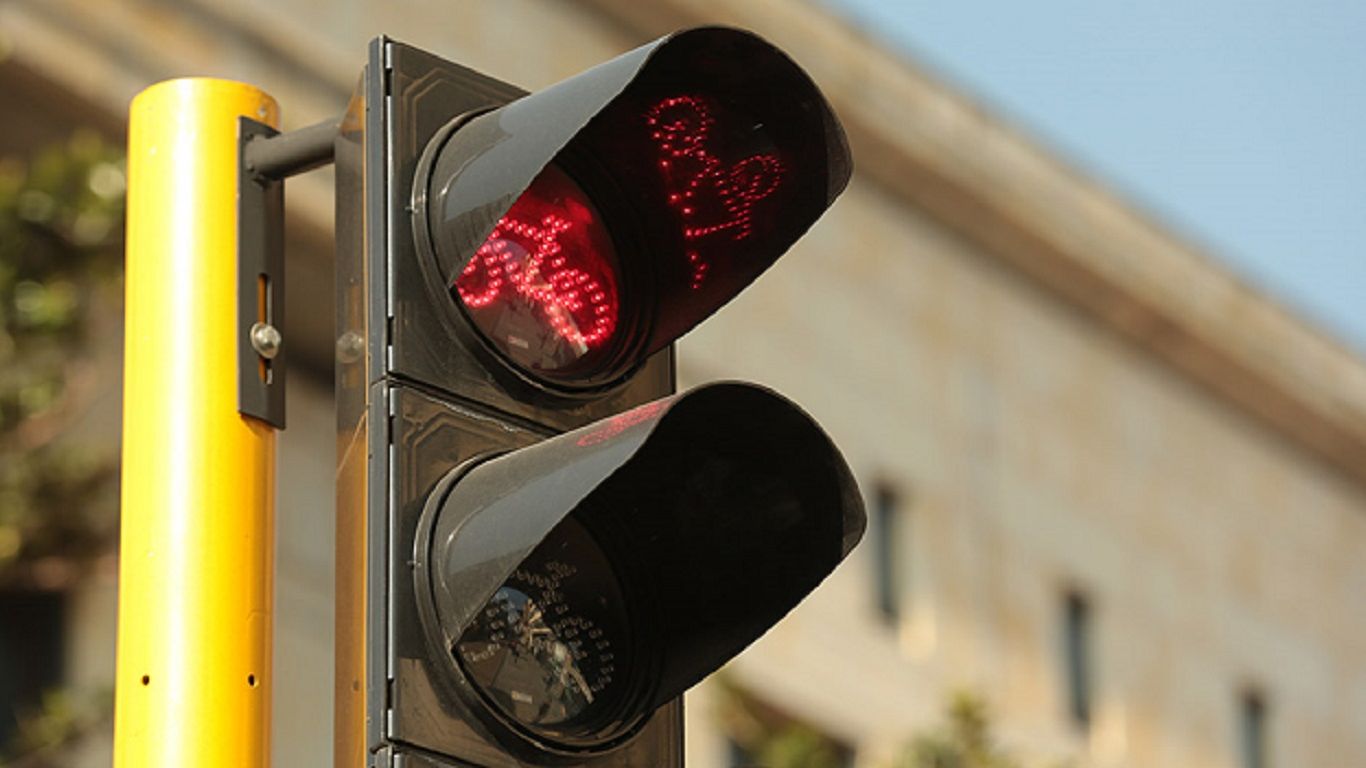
[334,27,863,767]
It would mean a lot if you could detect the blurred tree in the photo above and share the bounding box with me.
[716,681,1073,768]
[2,688,111,768]
[892,692,1075,768]
[893,692,1020,768]
[715,675,852,768]
[0,131,125,764]
[0,130,124,588]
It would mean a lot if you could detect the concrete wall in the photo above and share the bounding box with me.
[676,176,1366,768]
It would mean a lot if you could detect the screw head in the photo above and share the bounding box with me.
[250,322,282,359]
[336,331,365,364]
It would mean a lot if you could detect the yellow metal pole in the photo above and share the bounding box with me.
[115,79,279,767]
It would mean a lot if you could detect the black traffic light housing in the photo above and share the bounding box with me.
[336,27,861,768]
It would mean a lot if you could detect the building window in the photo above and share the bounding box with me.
[1239,688,1268,768]
[871,483,902,624]
[1061,590,1092,731]
[0,590,66,748]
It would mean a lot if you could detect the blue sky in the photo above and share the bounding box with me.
[817,0,1365,353]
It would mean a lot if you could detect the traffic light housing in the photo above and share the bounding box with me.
[336,27,862,767]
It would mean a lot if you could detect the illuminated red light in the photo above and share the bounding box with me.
[453,165,620,376]
[448,95,794,381]
[645,95,787,289]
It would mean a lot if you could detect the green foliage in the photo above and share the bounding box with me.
[715,675,851,768]
[894,692,1020,768]
[0,131,124,582]
[0,132,124,764]
[751,723,850,768]
[893,692,1074,768]
[714,682,1071,768]
[1,687,113,767]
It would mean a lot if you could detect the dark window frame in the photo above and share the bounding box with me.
[871,482,903,625]
[1239,687,1269,768]
[0,589,67,750]
[1061,589,1092,732]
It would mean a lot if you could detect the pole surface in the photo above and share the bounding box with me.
[114,78,279,767]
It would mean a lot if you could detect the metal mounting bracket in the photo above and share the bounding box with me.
[238,116,287,429]
[235,114,340,429]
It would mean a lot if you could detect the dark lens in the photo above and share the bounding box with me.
[454,516,634,743]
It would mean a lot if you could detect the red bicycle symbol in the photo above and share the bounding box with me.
[454,213,616,349]
[645,95,786,288]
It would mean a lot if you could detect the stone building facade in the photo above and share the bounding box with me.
[1,0,1363,766]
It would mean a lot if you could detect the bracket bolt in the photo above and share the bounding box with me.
[336,331,365,364]
[250,322,282,359]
